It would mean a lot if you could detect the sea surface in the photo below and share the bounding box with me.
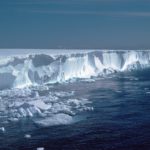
[0,73,150,150]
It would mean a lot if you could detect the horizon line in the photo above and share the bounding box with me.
[0,48,150,51]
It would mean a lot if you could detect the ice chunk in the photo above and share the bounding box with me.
[0,127,5,132]
[37,147,44,150]
[24,134,31,138]
[28,100,51,111]
[34,113,73,127]
[54,91,74,97]
[8,118,19,122]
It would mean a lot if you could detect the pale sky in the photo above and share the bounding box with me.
[0,0,150,49]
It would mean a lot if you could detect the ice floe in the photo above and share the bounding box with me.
[34,113,73,127]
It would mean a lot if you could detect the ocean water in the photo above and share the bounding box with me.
[0,50,150,150]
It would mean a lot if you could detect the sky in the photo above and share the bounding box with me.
[0,0,150,49]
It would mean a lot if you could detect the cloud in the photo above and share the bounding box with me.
[6,0,149,5]
[26,9,150,17]
[120,12,150,17]
[2,0,150,18]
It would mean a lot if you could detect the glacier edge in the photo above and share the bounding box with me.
[0,50,150,89]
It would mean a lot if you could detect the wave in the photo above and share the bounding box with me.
[0,50,150,89]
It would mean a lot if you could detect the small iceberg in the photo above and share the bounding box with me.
[0,127,5,132]
[24,134,31,139]
[34,113,73,127]
[37,147,44,150]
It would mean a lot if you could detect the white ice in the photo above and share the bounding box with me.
[34,113,73,127]
[0,50,150,88]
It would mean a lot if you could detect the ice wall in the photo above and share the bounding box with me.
[0,50,150,89]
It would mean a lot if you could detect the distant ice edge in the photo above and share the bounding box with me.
[0,50,150,89]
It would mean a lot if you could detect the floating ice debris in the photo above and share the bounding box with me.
[0,88,32,98]
[51,102,72,114]
[17,103,43,117]
[34,113,73,127]
[37,147,44,150]
[129,77,139,81]
[8,118,19,122]
[0,127,5,132]
[82,78,95,82]
[0,84,93,122]
[0,98,5,112]
[0,93,93,121]
[83,107,94,111]
[67,99,81,107]
[24,134,31,139]
[47,94,58,102]
[33,85,49,91]
[28,100,51,111]
[54,91,75,97]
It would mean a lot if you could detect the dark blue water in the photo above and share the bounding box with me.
[1,74,150,150]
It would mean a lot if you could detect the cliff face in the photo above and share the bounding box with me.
[0,50,150,89]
